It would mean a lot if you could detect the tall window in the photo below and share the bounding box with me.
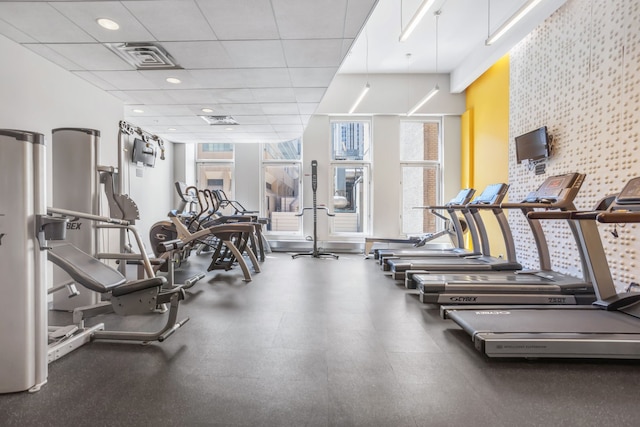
[330,121,371,235]
[400,120,442,235]
[196,143,235,203]
[261,139,302,234]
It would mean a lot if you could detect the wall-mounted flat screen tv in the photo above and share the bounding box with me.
[515,126,551,164]
[131,138,156,167]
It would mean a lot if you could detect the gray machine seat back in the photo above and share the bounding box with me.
[48,244,167,297]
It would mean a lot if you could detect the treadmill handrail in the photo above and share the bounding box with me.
[527,211,602,220]
[598,212,640,223]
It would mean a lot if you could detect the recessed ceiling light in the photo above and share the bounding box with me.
[225,127,234,131]
[133,109,144,113]
[166,77,181,84]
[168,128,177,131]
[96,18,119,30]
[201,108,213,113]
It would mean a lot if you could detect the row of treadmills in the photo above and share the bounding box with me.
[371,172,640,359]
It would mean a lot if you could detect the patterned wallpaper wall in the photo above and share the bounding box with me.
[508,0,640,290]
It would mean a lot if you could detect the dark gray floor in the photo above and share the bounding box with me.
[2,251,640,426]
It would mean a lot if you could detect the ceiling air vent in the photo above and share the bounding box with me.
[199,115,239,125]
[106,43,182,70]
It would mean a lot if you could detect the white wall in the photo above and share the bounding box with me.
[0,33,173,254]
[508,0,640,290]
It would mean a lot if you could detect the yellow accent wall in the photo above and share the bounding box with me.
[462,54,510,257]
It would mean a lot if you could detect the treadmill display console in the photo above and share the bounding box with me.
[616,177,640,205]
[524,173,582,202]
[471,183,509,204]
[448,188,475,206]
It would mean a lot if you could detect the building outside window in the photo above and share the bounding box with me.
[400,120,442,235]
[196,143,235,211]
[330,120,371,235]
[261,139,302,234]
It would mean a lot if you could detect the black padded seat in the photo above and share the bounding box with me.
[49,244,165,295]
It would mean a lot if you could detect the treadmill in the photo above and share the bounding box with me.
[411,173,597,305]
[385,183,519,280]
[441,176,640,359]
[374,188,478,265]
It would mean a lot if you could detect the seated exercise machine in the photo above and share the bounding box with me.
[441,176,640,359]
[385,183,517,280]
[375,188,477,266]
[292,160,339,259]
[410,173,597,305]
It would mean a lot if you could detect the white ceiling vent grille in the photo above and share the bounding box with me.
[106,43,181,70]
[199,115,239,125]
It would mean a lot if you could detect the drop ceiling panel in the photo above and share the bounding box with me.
[73,71,119,91]
[294,88,327,103]
[298,103,319,114]
[271,0,348,39]
[260,103,300,115]
[138,69,204,89]
[231,116,270,125]
[289,68,338,87]
[92,71,158,90]
[0,3,94,43]
[282,39,344,67]
[0,19,37,43]
[51,1,155,43]
[197,0,279,40]
[250,88,297,103]
[122,1,216,41]
[161,41,232,69]
[267,115,303,125]
[344,0,377,38]
[116,90,177,104]
[44,43,133,71]
[168,89,254,104]
[239,68,292,88]
[188,69,246,88]
[25,44,83,70]
[202,103,265,115]
[221,40,287,68]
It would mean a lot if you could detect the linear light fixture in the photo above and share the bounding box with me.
[407,84,439,116]
[349,83,370,114]
[399,0,437,42]
[485,0,543,45]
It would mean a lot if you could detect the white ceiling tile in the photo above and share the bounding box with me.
[73,71,118,91]
[282,39,344,67]
[138,69,203,89]
[267,115,303,125]
[165,90,217,105]
[145,105,195,115]
[341,38,354,59]
[240,68,292,88]
[92,71,158,90]
[298,103,319,115]
[261,103,300,115]
[0,18,37,43]
[106,90,142,104]
[123,115,166,126]
[197,0,279,40]
[122,1,216,41]
[45,43,133,71]
[116,90,177,104]
[24,44,83,70]
[272,124,304,133]
[221,40,286,68]
[272,0,348,39]
[294,88,327,103]
[211,104,265,115]
[189,69,246,88]
[231,116,270,125]
[169,116,212,126]
[344,0,377,38]
[51,1,155,43]
[162,41,232,69]
[251,88,296,103]
[289,68,338,87]
[0,3,94,43]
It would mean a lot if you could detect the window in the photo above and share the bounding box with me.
[400,120,442,235]
[261,139,302,234]
[196,143,235,200]
[330,121,371,235]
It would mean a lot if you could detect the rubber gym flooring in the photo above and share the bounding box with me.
[2,251,640,426]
